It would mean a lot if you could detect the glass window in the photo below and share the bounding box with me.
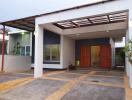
[21,46,25,56]
[26,46,30,56]
[20,46,30,56]
[51,45,60,61]
[44,44,60,62]
[44,45,51,61]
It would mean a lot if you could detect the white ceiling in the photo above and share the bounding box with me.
[66,29,126,39]
[43,10,128,40]
[44,22,127,40]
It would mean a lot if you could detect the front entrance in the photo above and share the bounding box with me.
[91,46,100,68]
[80,46,91,67]
[80,45,111,69]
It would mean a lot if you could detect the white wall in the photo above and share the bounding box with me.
[62,35,75,68]
[0,55,31,72]
[128,10,132,88]
[36,0,130,25]
[110,38,115,67]
[115,37,125,48]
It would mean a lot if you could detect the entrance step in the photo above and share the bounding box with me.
[77,67,110,71]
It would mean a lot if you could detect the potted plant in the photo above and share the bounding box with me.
[124,40,132,64]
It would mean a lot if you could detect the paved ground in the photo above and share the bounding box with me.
[0,73,32,83]
[0,70,126,100]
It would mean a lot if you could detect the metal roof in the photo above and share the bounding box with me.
[54,11,128,29]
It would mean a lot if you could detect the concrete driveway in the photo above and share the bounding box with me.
[0,70,125,100]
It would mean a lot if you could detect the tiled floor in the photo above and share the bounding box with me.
[0,73,32,83]
[0,70,126,100]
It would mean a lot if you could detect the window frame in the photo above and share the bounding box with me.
[44,44,60,63]
[20,45,30,56]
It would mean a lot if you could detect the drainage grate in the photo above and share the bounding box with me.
[91,80,99,82]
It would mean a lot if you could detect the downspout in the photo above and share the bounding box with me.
[1,25,6,72]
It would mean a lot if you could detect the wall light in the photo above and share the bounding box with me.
[21,32,25,35]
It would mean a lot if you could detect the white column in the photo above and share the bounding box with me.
[126,30,130,77]
[128,10,132,88]
[34,25,43,78]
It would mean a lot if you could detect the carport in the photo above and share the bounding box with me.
[0,16,35,73]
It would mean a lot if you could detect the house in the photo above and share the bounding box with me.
[0,0,132,88]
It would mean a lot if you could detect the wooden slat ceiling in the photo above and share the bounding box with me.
[54,11,128,29]
[1,17,35,32]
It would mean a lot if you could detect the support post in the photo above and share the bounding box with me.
[128,10,132,88]
[1,25,6,72]
[34,24,43,78]
[125,30,130,77]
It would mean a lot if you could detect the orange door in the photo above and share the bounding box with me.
[100,45,111,69]
[80,46,91,67]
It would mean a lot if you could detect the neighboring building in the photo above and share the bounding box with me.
[0,31,32,72]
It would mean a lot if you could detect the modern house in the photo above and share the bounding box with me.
[0,0,132,88]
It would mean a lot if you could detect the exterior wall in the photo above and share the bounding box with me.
[110,38,115,67]
[36,0,130,25]
[75,38,110,60]
[44,29,60,45]
[115,37,125,48]
[128,10,132,88]
[126,30,130,76]
[62,36,75,68]
[0,55,31,72]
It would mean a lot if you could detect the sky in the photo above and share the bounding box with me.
[0,0,102,22]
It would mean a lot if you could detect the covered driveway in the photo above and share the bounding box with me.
[34,0,132,89]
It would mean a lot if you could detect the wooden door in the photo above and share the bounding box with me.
[100,45,111,69]
[80,46,91,67]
